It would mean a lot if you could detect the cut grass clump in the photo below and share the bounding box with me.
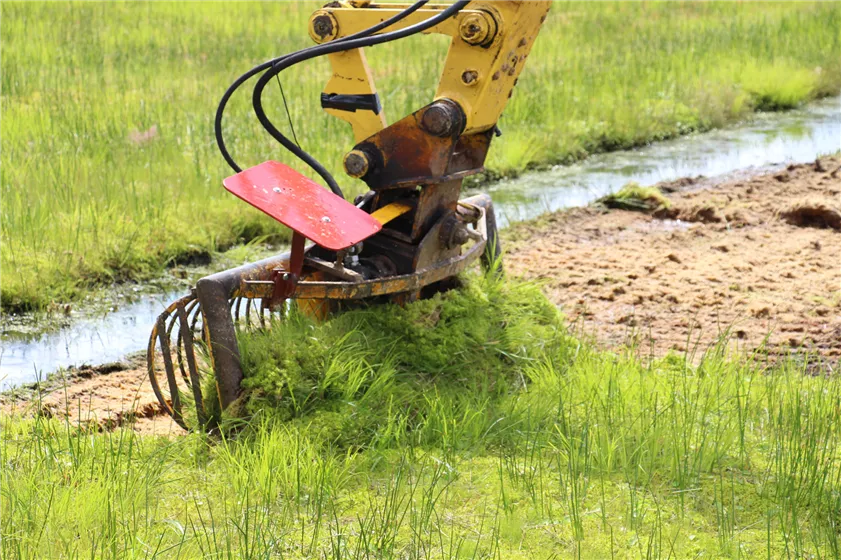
[236,273,563,449]
[597,181,671,212]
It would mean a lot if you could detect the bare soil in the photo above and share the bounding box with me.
[1,359,186,436]
[507,157,841,364]
[4,158,839,434]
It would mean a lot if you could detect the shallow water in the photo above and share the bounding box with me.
[2,98,839,389]
[486,96,841,225]
[1,289,184,389]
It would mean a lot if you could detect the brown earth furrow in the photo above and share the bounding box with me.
[507,158,841,364]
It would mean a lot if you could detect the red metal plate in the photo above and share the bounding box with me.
[223,161,381,251]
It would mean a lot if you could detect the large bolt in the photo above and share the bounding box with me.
[309,11,339,43]
[343,150,370,178]
[421,101,462,137]
[458,11,496,46]
[440,214,471,249]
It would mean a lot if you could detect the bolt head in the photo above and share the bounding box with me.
[422,103,458,137]
[461,69,479,86]
[459,13,492,45]
[343,150,370,178]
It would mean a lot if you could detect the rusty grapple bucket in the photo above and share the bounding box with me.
[148,161,501,431]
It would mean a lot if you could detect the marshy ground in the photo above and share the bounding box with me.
[4,3,841,555]
[3,2,839,311]
[6,158,839,437]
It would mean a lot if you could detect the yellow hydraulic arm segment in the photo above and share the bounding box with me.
[309,1,551,143]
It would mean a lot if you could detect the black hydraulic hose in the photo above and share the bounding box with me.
[251,0,471,198]
[214,0,430,190]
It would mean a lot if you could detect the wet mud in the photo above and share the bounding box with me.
[1,358,185,436]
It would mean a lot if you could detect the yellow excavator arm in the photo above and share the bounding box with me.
[310,1,552,143]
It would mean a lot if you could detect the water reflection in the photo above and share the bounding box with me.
[1,290,183,389]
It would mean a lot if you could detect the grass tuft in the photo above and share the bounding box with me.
[597,182,671,212]
[740,61,820,111]
[236,273,561,450]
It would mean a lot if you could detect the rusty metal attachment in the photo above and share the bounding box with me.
[148,195,501,431]
[149,1,549,430]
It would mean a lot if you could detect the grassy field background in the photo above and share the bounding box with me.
[2,1,840,311]
[4,274,841,558]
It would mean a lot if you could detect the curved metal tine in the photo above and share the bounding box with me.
[259,298,268,329]
[147,318,173,418]
[179,297,202,380]
[185,298,200,326]
[176,301,206,429]
[156,315,186,430]
[247,297,257,329]
[190,301,202,335]
[162,309,190,387]
[233,296,243,324]
[244,296,253,329]
[171,313,192,388]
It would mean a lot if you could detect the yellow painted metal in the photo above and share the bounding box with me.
[436,2,552,134]
[323,49,387,143]
[370,202,413,225]
[309,8,478,41]
[309,1,551,140]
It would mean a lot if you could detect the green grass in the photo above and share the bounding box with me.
[2,1,840,311]
[4,273,841,558]
[597,182,671,212]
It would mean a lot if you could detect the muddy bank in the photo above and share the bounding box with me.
[1,358,185,436]
[507,157,841,363]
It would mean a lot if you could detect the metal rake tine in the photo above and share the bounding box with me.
[177,301,206,429]
[234,296,243,324]
[147,314,172,417]
[156,315,185,429]
[173,315,191,387]
[258,298,267,329]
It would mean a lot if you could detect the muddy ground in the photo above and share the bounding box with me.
[1,358,186,435]
[3,157,839,434]
[508,157,841,364]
